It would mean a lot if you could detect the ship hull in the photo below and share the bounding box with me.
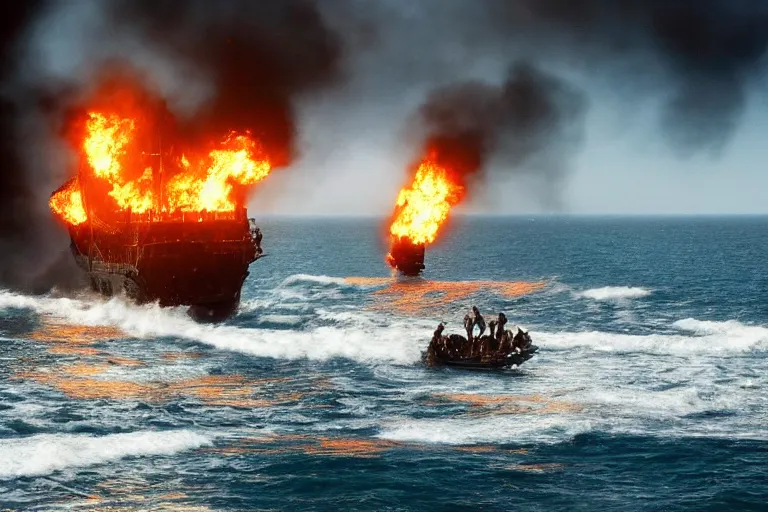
[68,212,259,320]
[388,237,426,276]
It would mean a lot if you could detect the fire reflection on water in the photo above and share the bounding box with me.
[53,477,214,512]
[16,318,308,406]
[14,364,305,407]
[28,321,125,345]
[430,392,584,416]
[202,434,401,459]
[344,277,547,315]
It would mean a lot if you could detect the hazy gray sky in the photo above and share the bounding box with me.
[248,73,768,216]
[245,1,768,216]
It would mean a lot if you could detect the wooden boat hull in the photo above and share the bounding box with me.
[423,345,539,370]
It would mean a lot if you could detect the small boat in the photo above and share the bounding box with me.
[423,328,538,370]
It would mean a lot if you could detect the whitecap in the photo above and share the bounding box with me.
[577,286,652,301]
[0,290,426,365]
[0,430,212,479]
[279,274,348,287]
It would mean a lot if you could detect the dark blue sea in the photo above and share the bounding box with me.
[1,216,767,511]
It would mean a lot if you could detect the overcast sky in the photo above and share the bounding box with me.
[249,68,768,217]
[243,1,768,217]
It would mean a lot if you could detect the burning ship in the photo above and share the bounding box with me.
[49,101,271,321]
[386,153,463,276]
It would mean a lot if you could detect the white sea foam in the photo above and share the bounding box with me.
[3,289,765,363]
[578,286,652,301]
[536,319,767,356]
[0,290,425,365]
[673,317,768,337]
[378,415,594,445]
[257,314,305,326]
[0,430,212,479]
[279,274,349,287]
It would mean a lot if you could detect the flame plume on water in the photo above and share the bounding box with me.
[388,154,463,246]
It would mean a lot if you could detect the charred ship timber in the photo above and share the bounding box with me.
[53,175,264,322]
[387,237,426,277]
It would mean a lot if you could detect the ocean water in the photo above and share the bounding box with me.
[1,216,767,511]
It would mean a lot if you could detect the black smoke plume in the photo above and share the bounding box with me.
[328,0,768,154]
[486,0,768,152]
[0,0,342,293]
[0,1,73,293]
[108,0,341,166]
[414,61,586,202]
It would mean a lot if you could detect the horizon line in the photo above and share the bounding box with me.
[247,212,768,219]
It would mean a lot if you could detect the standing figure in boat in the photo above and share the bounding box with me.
[477,320,497,358]
[472,306,486,339]
[462,305,487,357]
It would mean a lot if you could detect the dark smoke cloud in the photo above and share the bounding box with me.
[327,0,768,153]
[414,61,586,206]
[0,1,83,294]
[484,0,768,152]
[0,0,342,293]
[108,0,341,166]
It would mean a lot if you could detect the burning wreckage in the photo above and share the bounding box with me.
[386,154,460,276]
[49,105,269,322]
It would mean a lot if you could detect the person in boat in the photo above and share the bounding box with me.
[477,320,497,359]
[512,328,531,353]
[431,322,446,357]
[472,306,486,339]
[496,312,508,341]
[496,312,512,353]
[459,313,472,358]
[463,312,474,350]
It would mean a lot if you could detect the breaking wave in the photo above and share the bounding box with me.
[377,415,593,445]
[0,430,211,479]
[0,290,425,365]
[279,274,349,287]
[673,318,768,337]
[577,286,652,301]
[537,318,768,356]
[2,289,765,363]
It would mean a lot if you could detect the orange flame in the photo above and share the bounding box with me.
[166,134,271,213]
[49,178,87,225]
[49,109,272,226]
[388,155,463,245]
[84,112,135,180]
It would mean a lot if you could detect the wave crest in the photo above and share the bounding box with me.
[538,318,767,355]
[577,286,652,301]
[0,430,211,479]
[279,274,349,287]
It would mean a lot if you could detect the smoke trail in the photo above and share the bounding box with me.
[0,1,82,293]
[329,0,768,154]
[475,0,768,153]
[414,61,586,204]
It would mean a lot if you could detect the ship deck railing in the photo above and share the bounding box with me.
[93,208,247,226]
